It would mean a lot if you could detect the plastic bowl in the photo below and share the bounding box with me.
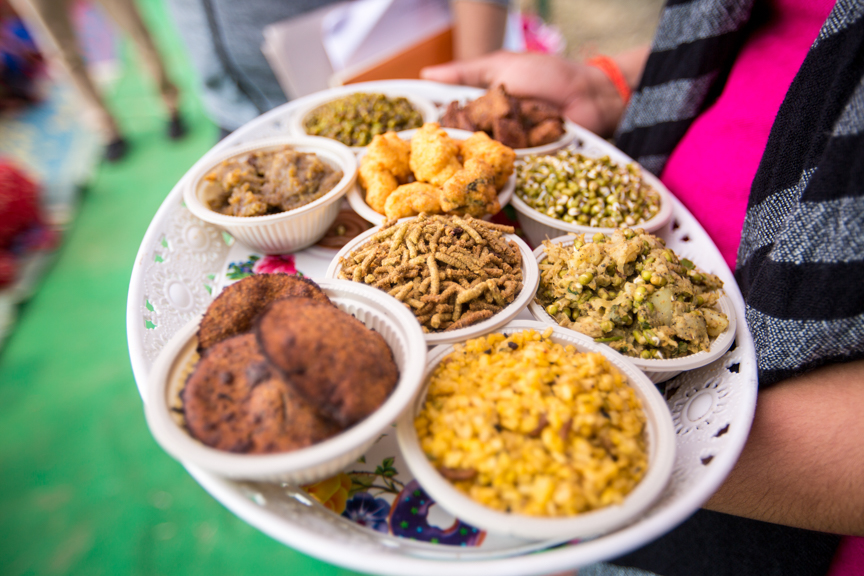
[144,278,427,484]
[325,218,540,346]
[183,136,357,254]
[346,127,515,226]
[529,236,737,383]
[288,89,439,153]
[510,154,674,248]
[395,319,676,541]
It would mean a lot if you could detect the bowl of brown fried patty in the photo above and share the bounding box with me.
[144,274,427,483]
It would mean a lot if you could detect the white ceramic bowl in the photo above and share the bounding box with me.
[510,154,674,248]
[183,136,357,254]
[346,127,515,226]
[288,89,439,152]
[395,319,676,541]
[325,218,540,346]
[144,278,427,484]
[529,236,737,383]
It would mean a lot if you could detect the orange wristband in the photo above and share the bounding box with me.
[585,55,632,105]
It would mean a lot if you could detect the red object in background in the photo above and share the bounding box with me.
[0,158,40,246]
[0,158,57,288]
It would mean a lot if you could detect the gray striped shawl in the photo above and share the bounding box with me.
[616,0,864,387]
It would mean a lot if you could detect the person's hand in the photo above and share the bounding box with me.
[421,50,646,138]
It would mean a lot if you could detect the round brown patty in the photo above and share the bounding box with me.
[256,298,399,428]
[197,273,330,351]
[182,333,341,454]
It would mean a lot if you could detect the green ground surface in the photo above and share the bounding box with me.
[0,2,363,574]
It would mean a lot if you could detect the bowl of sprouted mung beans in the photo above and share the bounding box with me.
[528,230,737,383]
[395,321,676,540]
[290,90,439,149]
[511,150,673,246]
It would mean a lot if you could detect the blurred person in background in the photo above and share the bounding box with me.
[0,0,43,110]
[8,0,186,162]
[164,0,509,139]
[423,1,864,575]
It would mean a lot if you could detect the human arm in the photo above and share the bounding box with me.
[704,359,864,536]
[451,0,507,60]
[421,46,649,137]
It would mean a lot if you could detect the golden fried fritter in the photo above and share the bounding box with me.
[197,273,331,351]
[440,158,500,217]
[362,132,412,181]
[360,164,399,213]
[409,123,462,187]
[359,132,413,212]
[460,131,516,190]
[182,333,341,454]
[384,182,443,219]
[257,298,398,428]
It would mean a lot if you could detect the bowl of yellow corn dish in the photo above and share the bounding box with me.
[529,230,737,383]
[395,321,675,540]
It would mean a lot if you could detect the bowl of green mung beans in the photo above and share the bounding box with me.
[289,89,438,151]
[512,150,673,247]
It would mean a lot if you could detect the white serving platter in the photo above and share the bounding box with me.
[127,80,757,576]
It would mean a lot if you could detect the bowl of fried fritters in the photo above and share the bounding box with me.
[346,123,516,225]
[144,274,427,483]
[438,86,577,157]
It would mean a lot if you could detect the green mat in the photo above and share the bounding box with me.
[0,2,364,574]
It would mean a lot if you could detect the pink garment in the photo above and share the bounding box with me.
[662,2,864,575]
[659,0,833,271]
[829,536,864,576]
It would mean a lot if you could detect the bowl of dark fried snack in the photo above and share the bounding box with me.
[325,213,539,345]
[144,274,427,483]
[438,85,576,157]
[346,124,516,225]
[183,136,357,254]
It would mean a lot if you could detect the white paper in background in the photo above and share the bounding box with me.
[503,7,525,52]
[322,0,452,72]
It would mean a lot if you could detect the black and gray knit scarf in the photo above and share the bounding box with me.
[616,0,864,387]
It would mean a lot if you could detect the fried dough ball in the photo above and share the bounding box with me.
[440,158,500,217]
[360,165,399,213]
[197,273,330,351]
[384,182,443,219]
[409,123,462,186]
[460,131,516,190]
[182,333,341,454]
[362,131,412,180]
[359,132,413,212]
[257,298,398,428]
